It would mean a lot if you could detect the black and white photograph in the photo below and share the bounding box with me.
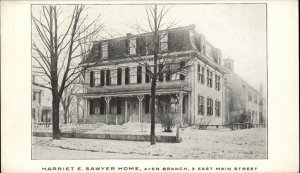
[1,1,298,172]
[31,3,268,160]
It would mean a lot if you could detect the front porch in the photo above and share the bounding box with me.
[76,81,191,126]
[78,93,190,126]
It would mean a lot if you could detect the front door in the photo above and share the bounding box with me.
[128,101,139,122]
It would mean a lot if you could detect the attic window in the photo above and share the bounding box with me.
[101,42,108,59]
[160,32,168,51]
[129,38,136,55]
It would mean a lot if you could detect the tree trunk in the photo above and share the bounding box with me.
[150,78,157,145]
[64,111,68,124]
[150,5,159,145]
[52,95,60,139]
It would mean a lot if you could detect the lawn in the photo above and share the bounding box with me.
[32,123,267,159]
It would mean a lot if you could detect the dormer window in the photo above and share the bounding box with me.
[160,32,168,51]
[129,38,136,55]
[101,42,108,59]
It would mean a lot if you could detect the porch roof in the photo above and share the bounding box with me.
[75,81,191,98]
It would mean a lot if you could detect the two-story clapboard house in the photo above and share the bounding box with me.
[76,25,227,126]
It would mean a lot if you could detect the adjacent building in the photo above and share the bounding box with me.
[223,58,266,125]
[32,75,52,123]
[77,25,227,126]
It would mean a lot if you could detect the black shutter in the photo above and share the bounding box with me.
[89,99,94,115]
[180,61,185,80]
[106,70,110,86]
[100,98,105,115]
[158,64,163,82]
[145,67,150,83]
[145,95,150,114]
[117,98,122,114]
[117,68,122,85]
[90,71,94,87]
[100,70,105,86]
[125,67,130,84]
[137,66,142,83]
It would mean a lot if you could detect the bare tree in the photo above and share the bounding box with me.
[32,5,103,139]
[61,84,79,124]
[125,5,192,145]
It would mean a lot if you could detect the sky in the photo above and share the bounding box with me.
[32,4,267,93]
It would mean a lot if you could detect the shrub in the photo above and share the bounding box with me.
[156,95,179,132]
[197,116,211,130]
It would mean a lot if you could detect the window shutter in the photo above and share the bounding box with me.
[158,64,163,82]
[89,99,94,115]
[125,67,130,84]
[137,66,142,83]
[106,70,110,86]
[117,68,122,85]
[90,71,94,87]
[117,98,122,114]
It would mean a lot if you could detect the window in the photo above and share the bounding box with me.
[207,98,213,116]
[117,68,122,85]
[110,69,117,85]
[215,100,221,116]
[160,32,168,51]
[110,98,122,114]
[197,64,205,84]
[110,99,117,114]
[125,67,130,85]
[99,98,105,115]
[165,65,171,81]
[145,95,150,114]
[215,75,220,91]
[198,96,205,115]
[179,61,185,80]
[33,92,37,101]
[137,66,142,83]
[90,71,94,87]
[130,67,137,83]
[94,99,100,114]
[106,70,110,86]
[169,63,180,80]
[170,97,179,113]
[100,70,105,86]
[145,66,151,83]
[129,38,136,54]
[207,69,213,88]
[248,92,252,102]
[254,95,257,104]
[94,71,101,87]
[101,42,108,59]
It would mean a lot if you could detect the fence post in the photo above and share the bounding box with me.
[116,116,118,125]
[176,126,180,143]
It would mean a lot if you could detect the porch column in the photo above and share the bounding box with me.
[105,96,111,124]
[76,97,80,123]
[177,92,184,127]
[137,95,144,122]
[84,98,88,118]
[124,98,128,122]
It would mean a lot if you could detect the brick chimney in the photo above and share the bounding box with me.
[223,58,234,72]
[126,33,132,38]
